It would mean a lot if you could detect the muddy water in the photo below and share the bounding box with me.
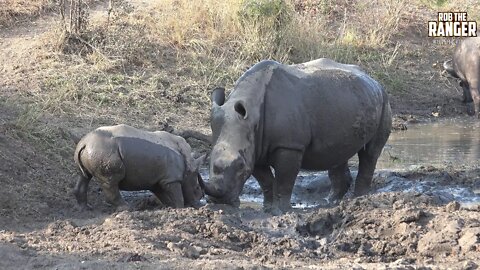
[377,118,480,169]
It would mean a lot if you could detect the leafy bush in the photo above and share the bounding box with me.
[238,0,292,29]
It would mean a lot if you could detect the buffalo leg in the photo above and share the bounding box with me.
[461,81,476,115]
[327,162,352,204]
[271,148,302,214]
[74,174,92,210]
[470,81,480,117]
[153,182,184,208]
[252,166,274,212]
[460,81,472,103]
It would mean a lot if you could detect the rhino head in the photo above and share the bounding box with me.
[201,87,258,206]
[182,154,207,208]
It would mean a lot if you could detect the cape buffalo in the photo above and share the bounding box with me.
[444,37,480,116]
[73,124,205,210]
[203,58,392,214]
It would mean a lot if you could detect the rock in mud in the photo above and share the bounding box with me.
[167,241,201,259]
[463,260,478,270]
[446,201,461,212]
[459,228,480,253]
[118,253,148,262]
[297,210,339,237]
[395,209,425,223]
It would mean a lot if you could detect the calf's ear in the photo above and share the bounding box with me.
[211,87,225,106]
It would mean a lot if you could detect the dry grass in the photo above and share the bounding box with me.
[38,0,411,113]
[2,0,479,156]
[0,0,56,26]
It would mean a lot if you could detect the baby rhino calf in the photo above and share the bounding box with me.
[73,124,205,210]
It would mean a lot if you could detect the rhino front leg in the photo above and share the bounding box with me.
[271,148,302,215]
[252,166,274,212]
[74,174,92,210]
[153,182,184,208]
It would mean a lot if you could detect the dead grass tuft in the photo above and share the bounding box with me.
[0,0,56,27]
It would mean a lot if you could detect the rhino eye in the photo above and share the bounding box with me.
[213,164,222,174]
[234,101,247,119]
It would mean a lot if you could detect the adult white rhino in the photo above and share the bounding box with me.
[203,58,392,214]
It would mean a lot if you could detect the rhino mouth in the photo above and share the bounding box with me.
[200,176,243,207]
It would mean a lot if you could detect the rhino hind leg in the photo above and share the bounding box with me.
[99,174,128,210]
[74,174,92,210]
[327,162,352,204]
[152,182,184,208]
[355,113,391,196]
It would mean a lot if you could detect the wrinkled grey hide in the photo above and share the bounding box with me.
[73,124,205,210]
[444,37,480,116]
[205,58,392,214]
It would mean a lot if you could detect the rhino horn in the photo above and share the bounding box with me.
[211,87,225,106]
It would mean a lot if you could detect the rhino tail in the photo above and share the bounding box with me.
[74,140,92,179]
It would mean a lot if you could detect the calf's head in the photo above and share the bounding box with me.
[182,154,206,208]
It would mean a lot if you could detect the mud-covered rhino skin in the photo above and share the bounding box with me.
[444,37,480,116]
[73,124,205,210]
[204,58,392,214]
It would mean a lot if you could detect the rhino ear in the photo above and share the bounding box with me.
[211,87,225,106]
[234,101,248,120]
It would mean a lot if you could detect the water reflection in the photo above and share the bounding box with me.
[377,118,480,169]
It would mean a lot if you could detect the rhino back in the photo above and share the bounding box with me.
[261,65,386,170]
[99,124,196,173]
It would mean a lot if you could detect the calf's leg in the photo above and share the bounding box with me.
[74,174,92,210]
[153,182,184,208]
[99,173,128,210]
